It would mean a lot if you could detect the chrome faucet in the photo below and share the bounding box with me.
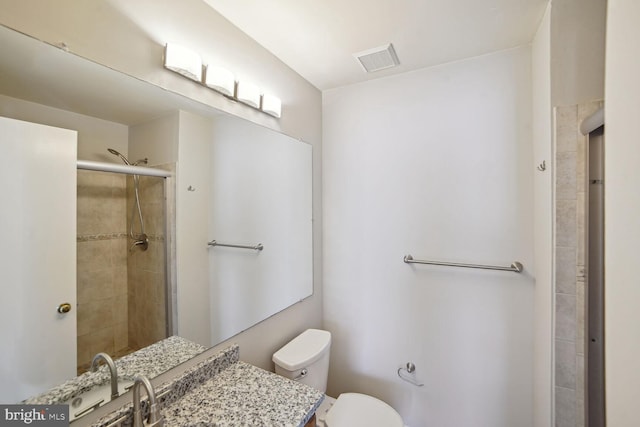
[90,352,119,400]
[132,376,164,427]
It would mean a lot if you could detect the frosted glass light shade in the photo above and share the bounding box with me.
[236,81,261,108]
[205,66,235,96]
[261,93,282,118]
[164,43,202,82]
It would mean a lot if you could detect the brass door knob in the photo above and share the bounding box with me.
[57,303,72,314]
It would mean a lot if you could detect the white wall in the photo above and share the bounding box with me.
[323,47,534,427]
[604,1,640,425]
[175,111,215,346]
[550,0,606,107]
[0,94,128,161]
[0,0,323,370]
[129,113,179,167]
[531,4,554,427]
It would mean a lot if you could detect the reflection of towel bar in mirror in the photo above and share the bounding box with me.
[208,240,264,251]
[403,255,523,273]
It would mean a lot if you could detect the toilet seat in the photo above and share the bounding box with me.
[324,393,403,427]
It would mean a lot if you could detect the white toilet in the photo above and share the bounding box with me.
[273,329,404,427]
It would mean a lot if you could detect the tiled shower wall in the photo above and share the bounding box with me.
[76,169,167,373]
[554,100,603,427]
[76,170,129,373]
[126,173,167,350]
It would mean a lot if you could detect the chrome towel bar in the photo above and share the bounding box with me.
[208,240,264,251]
[403,254,523,273]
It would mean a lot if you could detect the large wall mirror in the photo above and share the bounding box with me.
[0,24,313,417]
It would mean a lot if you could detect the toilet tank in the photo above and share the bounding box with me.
[272,329,331,392]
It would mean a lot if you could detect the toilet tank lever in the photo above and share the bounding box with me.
[294,368,308,380]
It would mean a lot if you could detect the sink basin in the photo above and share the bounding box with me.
[62,379,134,421]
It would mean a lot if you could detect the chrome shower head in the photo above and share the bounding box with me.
[107,148,131,165]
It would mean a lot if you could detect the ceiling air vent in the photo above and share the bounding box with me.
[353,43,400,73]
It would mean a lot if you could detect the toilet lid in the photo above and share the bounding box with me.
[325,393,403,427]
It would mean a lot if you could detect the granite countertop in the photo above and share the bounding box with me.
[162,361,324,427]
[25,336,207,405]
[89,344,323,427]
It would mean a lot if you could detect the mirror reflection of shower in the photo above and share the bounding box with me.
[107,148,149,251]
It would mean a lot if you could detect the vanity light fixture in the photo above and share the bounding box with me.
[261,93,282,118]
[161,44,282,118]
[164,43,203,82]
[236,81,261,109]
[204,66,236,97]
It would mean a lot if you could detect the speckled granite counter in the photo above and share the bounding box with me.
[89,344,323,427]
[162,361,324,427]
[25,336,206,405]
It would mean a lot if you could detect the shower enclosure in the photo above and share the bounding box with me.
[553,101,605,427]
[587,126,605,427]
[76,154,169,374]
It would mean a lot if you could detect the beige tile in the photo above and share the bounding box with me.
[556,247,577,295]
[577,344,588,427]
[576,354,585,397]
[556,294,577,341]
[113,268,128,296]
[76,335,93,372]
[77,300,114,337]
[556,152,577,200]
[556,339,576,389]
[142,201,166,237]
[77,171,112,198]
[78,197,113,236]
[114,321,129,354]
[113,294,128,323]
[151,240,166,273]
[556,386,576,427]
[84,326,115,361]
[154,272,167,306]
[578,100,603,122]
[112,174,126,196]
[576,192,586,264]
[556,200,577,248]
[111,238,128,269]
[77,268,114,304]
[577,135,588,193]
[577,396,585,427]
[77,240,113,273]
[129,244,149,270]
[555,106,578,153]
[140,176,165,201]
[128,296,138,350]
[77,172,124,235]
[128,268,143,298]
[576,280,586,356]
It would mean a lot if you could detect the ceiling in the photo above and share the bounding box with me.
[203,0,549,90]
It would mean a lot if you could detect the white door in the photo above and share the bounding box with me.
[0,116,77,403]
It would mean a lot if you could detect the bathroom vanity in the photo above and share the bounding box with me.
[88,344,323,427]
